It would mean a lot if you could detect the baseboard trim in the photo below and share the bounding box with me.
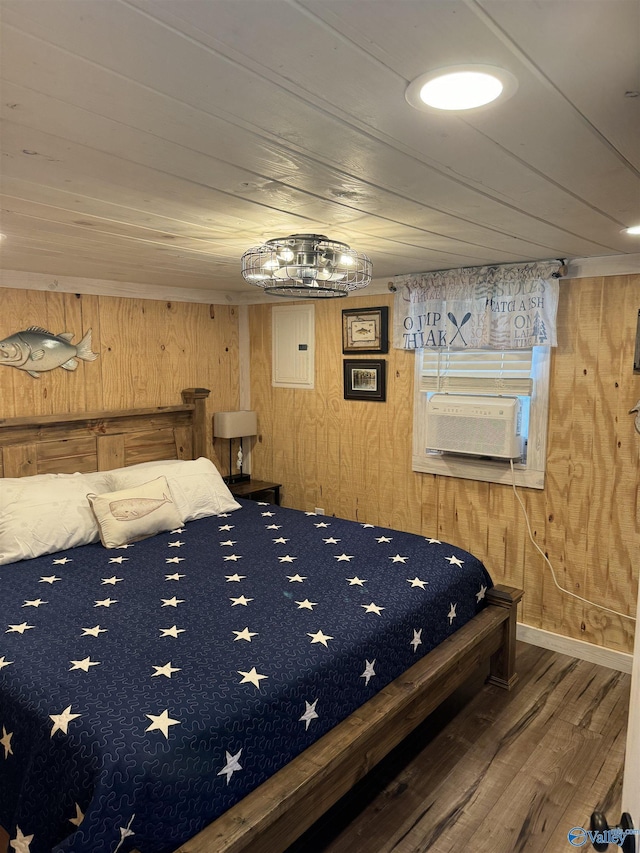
[517,623,633,673]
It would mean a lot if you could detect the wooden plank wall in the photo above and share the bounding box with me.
[0,286,240,470]
[249,275,640,655]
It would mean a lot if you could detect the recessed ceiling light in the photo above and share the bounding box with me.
[406,64,518,112]
[623,224,640,235]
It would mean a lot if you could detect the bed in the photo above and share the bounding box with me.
[0,389,522,853]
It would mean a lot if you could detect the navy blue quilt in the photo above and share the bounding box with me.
[0,499,493,853]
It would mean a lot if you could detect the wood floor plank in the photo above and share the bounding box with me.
[286,643,630,853]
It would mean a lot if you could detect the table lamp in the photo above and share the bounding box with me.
[213,410,258,484]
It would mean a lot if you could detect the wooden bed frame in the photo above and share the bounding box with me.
[0,389,523,853]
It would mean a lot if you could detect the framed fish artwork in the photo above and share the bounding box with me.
[0,326,98,378]
[342,306,389,354]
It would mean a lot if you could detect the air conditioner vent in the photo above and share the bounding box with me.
[426,394,523,459]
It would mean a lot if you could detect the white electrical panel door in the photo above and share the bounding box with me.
[272,304,315,389]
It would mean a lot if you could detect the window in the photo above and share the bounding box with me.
[413,346,551,488]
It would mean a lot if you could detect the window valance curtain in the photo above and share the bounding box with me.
[393,259,562,350]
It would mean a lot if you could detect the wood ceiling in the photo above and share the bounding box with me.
[0,0,639,299]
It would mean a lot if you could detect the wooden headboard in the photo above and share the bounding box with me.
[0,388,210,478]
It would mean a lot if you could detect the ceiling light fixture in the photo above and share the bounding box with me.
[623,224,640,235]
[241,234,372,297]
[406,64,518,112]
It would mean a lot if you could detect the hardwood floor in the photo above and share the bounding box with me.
[286,642,631,853]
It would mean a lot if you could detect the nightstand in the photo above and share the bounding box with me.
[229,479,281,506]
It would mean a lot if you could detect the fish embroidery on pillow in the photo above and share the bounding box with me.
[0,326,99,377]
[109,493,174,522]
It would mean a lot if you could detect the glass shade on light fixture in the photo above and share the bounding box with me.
[241,234,372,297]
[406,64,518,112]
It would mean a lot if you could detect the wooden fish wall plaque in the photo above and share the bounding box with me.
[0,326,99,378]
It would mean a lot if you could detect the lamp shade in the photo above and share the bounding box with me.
[213,410,258,439]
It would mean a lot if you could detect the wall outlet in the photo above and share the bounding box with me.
[314,507,325,515]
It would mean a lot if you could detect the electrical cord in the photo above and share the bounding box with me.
[509,459,636,622]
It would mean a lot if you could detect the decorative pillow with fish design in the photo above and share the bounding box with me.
[107,457,241,520]
[87,476,184,548]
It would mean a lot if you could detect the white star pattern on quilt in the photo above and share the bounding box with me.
[362,603,384,615]
[295,599,317,610]
[161,597,184,607]
[238,667,268,688]
[346,576,366,586]
[50,706,81,736]
[299,699,319,730]
[360,660,376,685]
[410,629,423,651]
[108,556,128,564]
[233,627,257,642]
[223,554,242,562]
[69,657,100,672]
[165,573,185,581]
[272,537,289,544]
[230,595,253,606]
[69,803,84,827]
[278,555,297,563]
[287,574,306,583]
[81,626,107,637]
[152,662,180,678]
[476,584,487,602]
[39,575,61,584]
[225,574,245,582]
[220,540,237,546]
[375,536,392,543]
[170,528,186,534]
[102,576,123,585]
[447,603,458,624]
[265,524,281,530]
[322,537,340,544]
[389,554,408,564]
[314,522,330,528]
[115,815,135,851]
[1,726,13,758]
[446,555,464,567]
[10,827,34,853]
[307,630,333,647]
[166,557,185,564]
[218,524,234,531]
[261,511,275,517]
[145,709,180,738]
[407,577,428,589]
[22,599,46,607]
[53,557,72,565]
[218,749,242,784]
[168,540,185,548]
[0,656,13,670]
[160,626,185,638]
[6,623,34,634]
[94,598,117,608]
[334,553,354,562]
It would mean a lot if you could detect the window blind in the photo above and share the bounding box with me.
[419,348,534,395]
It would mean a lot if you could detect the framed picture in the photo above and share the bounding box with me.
[342,306,389,354]
[343,359,386,402]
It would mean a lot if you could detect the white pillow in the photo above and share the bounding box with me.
[0,470,113,565]
[88,476,184,548]
[107,457,240,520]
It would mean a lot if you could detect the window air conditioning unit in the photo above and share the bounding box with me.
[426,394,523,459]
